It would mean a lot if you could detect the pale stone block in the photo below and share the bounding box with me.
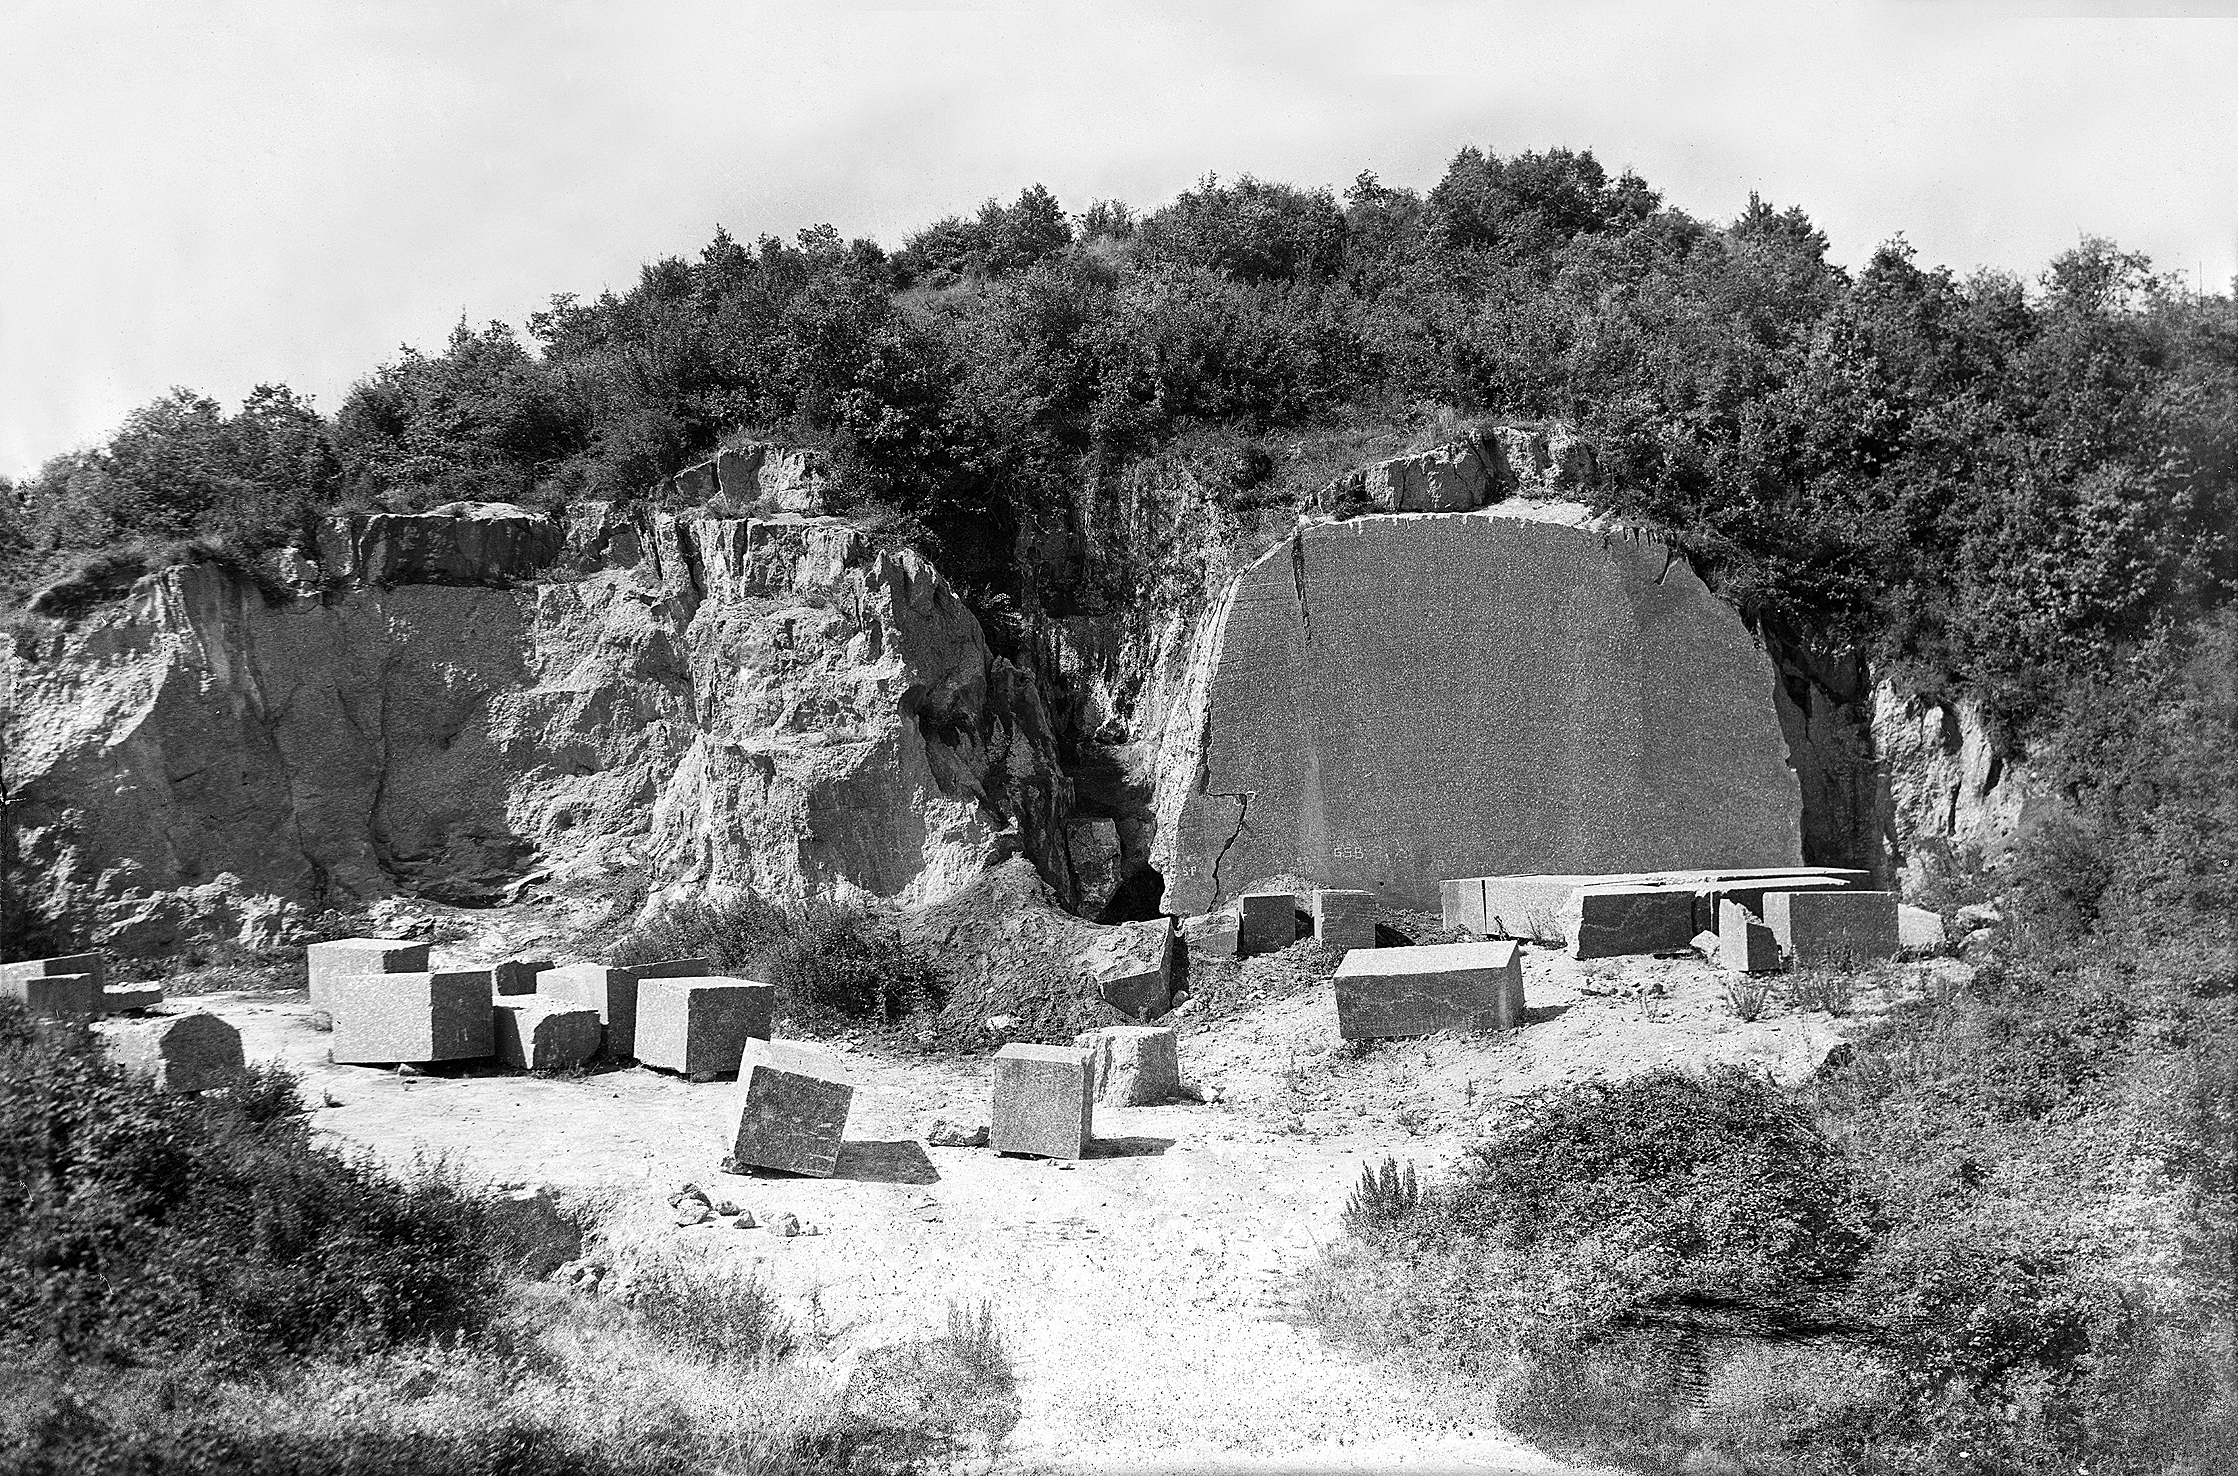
[104,1012,244,1093]
[633,976,773,1077]
[492,999,602,1071]
[1311,889,1378,953]
[1333,941,1523,1039]
[728,1039,855,1176]
[1086,917,1172,1019]
[1074,1025,1181,1105]
[536,955,709,1059]
[1898,904,1947,951]
[101,983,165,1013]
[329,970,494,1064]
[2,972,102,1016]
[1764,890,1901,968]
[990,1043,1092,1159]
[1717,899,1783,974]
[2,952,106,990]
[1237,892,1297,957]
[307,938,429,1011]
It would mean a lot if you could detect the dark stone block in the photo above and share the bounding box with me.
[1333,941,1523,1039]
[729,1040,855,1176]
[990,1043,1092,1159]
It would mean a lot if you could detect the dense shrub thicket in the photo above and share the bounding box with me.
[608,893,948,1027]
[6,147,2232,734]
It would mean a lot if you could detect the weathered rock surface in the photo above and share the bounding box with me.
[1320,425,1596,516]
[1332,940,1524,1038]
[1074,1024,1181,1105]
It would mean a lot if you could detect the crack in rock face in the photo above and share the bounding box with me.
[1155,508,1805,915]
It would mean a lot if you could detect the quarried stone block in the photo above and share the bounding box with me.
[633,977,774,1078]
[1764,890,1901,969]
[1086,918,1172,1019]
[307,938,429,1011]
[329,970,494,1064]
[493,999,602,1071]
[1717,900,1783,974]
[728,1039,855,1176]
[990,1043,1092,1159]
[492,959,555,996]
[536,955,709,1059]
[101,983,165,1013]
[1237,892,1297,957]
[1333,941,1523,1039]
[103,1012,244,1093]
[1564,884,1700,959]
[1311,890,1378,953]
[1,972,102,1016]
[1074,1025,1181,1105]
[2,952,106,990]
[1898,904,1946,951]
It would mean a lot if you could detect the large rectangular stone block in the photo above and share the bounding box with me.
[2,952,106,990]
[536,955,710,1060]
[1,972,103,1016]
[1086,917,1173,1020]
[1445,868,1870,944]
[990,1043,1093,1159]
[1764,890,1900,969]
[1237,892,1297,957]
[1333,941,1523,1039]
[102,1012,245,1093]
[1691,874,1863,935]
[1074,1025,1181,1105]
[1717,899,1783,974]
[633,977,774,1078]
[1311,890,1378,953]
[1564,884,1702,959]
[728,1039,855,1176]
[307,939,429,1011]
[329,970,494,1064]
[492,999,602,1072]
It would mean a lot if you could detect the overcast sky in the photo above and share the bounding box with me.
[3,0,2234,479]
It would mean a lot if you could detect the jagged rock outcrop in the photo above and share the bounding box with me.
[673,443,830,515]
[7,505,1066,951]
[1320,424,1597,516]
[1870,683,2042,889]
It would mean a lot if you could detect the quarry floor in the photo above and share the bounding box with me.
[192,943,1920,1475]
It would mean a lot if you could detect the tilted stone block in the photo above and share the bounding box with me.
[101,983,165,1013]
[2,952,106,990]
[1074,1025,1181,1106]
[492,999,602,1072]
[728,1039,855,1176]
[1717,899,1783,974]
[492,959,555,996]
[1237,892,1297,957]
[1,972,103,1016]
[103,1012,244,1093]
[633,976,773,1077]
[990,1043,1092,1159]
[536,955,709,1060]
[1086,917,1173,1020]
[329,970,494,1064]
[1333,941,1523,1039]
[1311,890,1378,953]
[307,938,429,1011]
[1764,890,1901,969]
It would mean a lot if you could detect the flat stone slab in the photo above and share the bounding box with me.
[1333,941,1523,1039]
[101,983,165,1013]
[728,1039,855,1177]
[1765,890,1901,969]
[536,955,710,1060]
[329,970,494,1064]
[1447,868,1869,943]
[1237,893,1297,957]
[632,977,774,1078]
[1311,890,1377,953]
[1,972,102,1016]
[1718,899,1783,974]
[307,938,429,1011]
[991,1043,1093,1159]
[1074,1025,1181,1105]
[492,999,602,1072]
[103,1012,244,1093]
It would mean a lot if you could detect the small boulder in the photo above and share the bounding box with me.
[674,1199,713,1228]
[925,1118,991,1148]
[1954,902,2005,935]
[767,1211,800,1238]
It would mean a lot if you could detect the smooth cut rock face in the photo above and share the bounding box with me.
[1765,890,1900,968]
[492,999,602,1071]
[308,939,430,1011]
[537,955,709,1060]
[990,1043,1093,1159]
[633,977,774,1077]
[103,1012,244,1093]
[1074,1025,1181,1106]
[1718,900,1783,974]
[1,972,102,1016]
[101,983,164,1012]
[729,1039,855,1176]
[1160,512,1804,915]
[1311,889,1377,953]
[1236,893,1297,957]
[329,970,494,1064]
[1333,941,1523,1039]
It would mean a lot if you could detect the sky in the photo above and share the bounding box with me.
[3,0,2235,480]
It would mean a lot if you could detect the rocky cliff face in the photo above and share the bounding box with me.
[7,504,1067,952]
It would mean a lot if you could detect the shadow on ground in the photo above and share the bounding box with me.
[830,1139,941,1184]
[1087,1135,1176,1160]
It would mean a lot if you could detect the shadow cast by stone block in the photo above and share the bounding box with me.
[1524,1001,1573,1025]
[826,1139,941,1185]
[1085,1135,1176,1160]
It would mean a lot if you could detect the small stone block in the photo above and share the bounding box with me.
[307,938,430,1011]
[633,977,774,1077]
[1898,904,1947,951]
[1089,918,1173,1020]
[1236,892,1298,957]
[492,999,602,1071]
[492,959,555,996]
[329,970,494,1064]
[536,955,709,1060]
[101,983,165,1013]
[729,1039,855,1176]
[104,1012,244,1093]
[1333,941,1523,1039]
[990,1043,1092,1159]
[1,972,103,1016]
[1311,890,1378,953]
[1717,900,1783,974]
[2,952,107,990]
[1073,1025,1181,1105]
[1565,885,1701,959]
[1764,890,1901,968]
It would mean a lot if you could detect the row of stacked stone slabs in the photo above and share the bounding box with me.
[1717,889,1902,974]
[1160,510,1809,920]
[1,951,159,1015]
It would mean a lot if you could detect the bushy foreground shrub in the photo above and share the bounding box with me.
[611,893,947,1027]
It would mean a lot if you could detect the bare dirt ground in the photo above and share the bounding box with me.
[191,942,1926,1474]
